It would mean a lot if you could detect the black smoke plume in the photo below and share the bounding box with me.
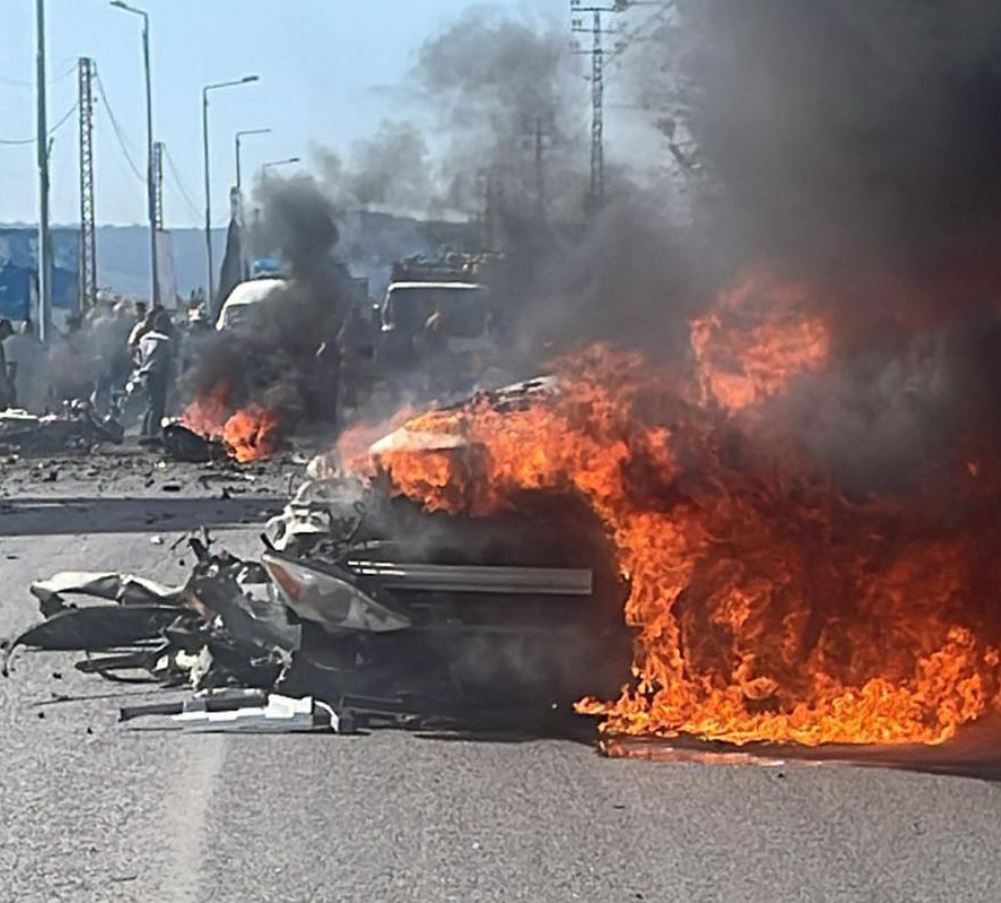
[636,0,1001,490]
[660,1,1001,290]
[181,175,347,427]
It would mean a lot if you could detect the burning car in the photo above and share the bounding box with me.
[265,479,631,725]
[8,379,632,732]
[13,267,1001,757]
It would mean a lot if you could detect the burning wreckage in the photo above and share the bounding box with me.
[9,270,1001,768]
[4,378,631,735]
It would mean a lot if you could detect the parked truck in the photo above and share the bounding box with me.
[377,253,504,398]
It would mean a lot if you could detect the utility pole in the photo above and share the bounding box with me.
[588,9,604,210]
[571,3,621,213]
[152,141,165,230]
[141,11,158,306]
[520,115,551,222]
[479,167,505,251]
[571,1,667,212]
[36,0,52,341]
[78,57,97,313]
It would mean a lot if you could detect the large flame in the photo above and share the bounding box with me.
[350,271,1001,747]
[182,382,281,463]
[690,270,830,412]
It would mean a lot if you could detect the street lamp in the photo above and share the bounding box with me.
[235,128,271,194]
[110,0,159,306]
[202,74,258,306]
[260,157,301,181]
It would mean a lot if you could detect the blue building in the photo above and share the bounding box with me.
[0,227,79,321]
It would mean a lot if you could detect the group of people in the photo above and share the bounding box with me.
[0,282,502,449]
[0,298,213,444]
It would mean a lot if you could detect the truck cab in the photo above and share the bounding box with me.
[380,281,491,353]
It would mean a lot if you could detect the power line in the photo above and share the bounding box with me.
[49,100,78,135]
[0,99,77,146]
[2,58,77,88]
[0,134,36,147]
[93,72,145,183]
[162,144,202,220]
[95,113,144,191]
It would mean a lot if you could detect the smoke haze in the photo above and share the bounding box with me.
[315,7,586,221]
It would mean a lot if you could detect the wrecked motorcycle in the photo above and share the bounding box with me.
[7,479,632,732]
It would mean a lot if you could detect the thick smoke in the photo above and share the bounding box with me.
[418,8,588,223]
[249,174,340,278]
[183,175,347,426]
[637,0,1001,490]
[317,120,434,215]
[661,1,1001,286]
[185,1,1001,493]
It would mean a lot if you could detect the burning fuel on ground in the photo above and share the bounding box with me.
[182,382,282,463]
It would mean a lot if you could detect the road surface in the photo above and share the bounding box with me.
[1,451,999,903]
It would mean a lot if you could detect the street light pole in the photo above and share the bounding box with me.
[36,0,52,342]
[235,128,271,195]
[260,156,301,183]
[202,75,258,307]
[110,1,159,306]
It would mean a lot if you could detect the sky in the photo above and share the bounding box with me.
[0,0,572,228]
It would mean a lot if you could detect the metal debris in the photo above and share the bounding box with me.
[8,477,631,735]
[0,402,123,455]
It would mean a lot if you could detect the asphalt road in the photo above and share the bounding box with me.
[2,453,1001,903]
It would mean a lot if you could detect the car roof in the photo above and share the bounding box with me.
[221,278,288,308]
[387,281,482,291]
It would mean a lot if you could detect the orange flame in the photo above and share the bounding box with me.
[351,274,1001,748]
[690,269,830,411]
[336,405,417,474]
[181,381,281,462]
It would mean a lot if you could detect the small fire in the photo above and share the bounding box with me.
[181,381,281,463]
[353,271,1001,748]
[222,405,281,463]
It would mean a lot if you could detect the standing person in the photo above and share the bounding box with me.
[0,318,15,409]
[128,301,153,355]
[88,302,132,415]
[134,309,173,444]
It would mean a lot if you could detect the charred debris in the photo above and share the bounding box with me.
[0,400,124,457]
[4,465,631,737]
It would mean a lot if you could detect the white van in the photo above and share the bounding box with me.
[215,277,288,330]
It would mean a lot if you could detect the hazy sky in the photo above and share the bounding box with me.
[0,0,570,228]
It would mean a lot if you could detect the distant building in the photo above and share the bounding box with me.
[0,227,79,321]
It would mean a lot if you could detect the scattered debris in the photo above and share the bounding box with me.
[124,692,347,734]
[0,402,123,456]
[6,478,630,736]
[161,420,227,464]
